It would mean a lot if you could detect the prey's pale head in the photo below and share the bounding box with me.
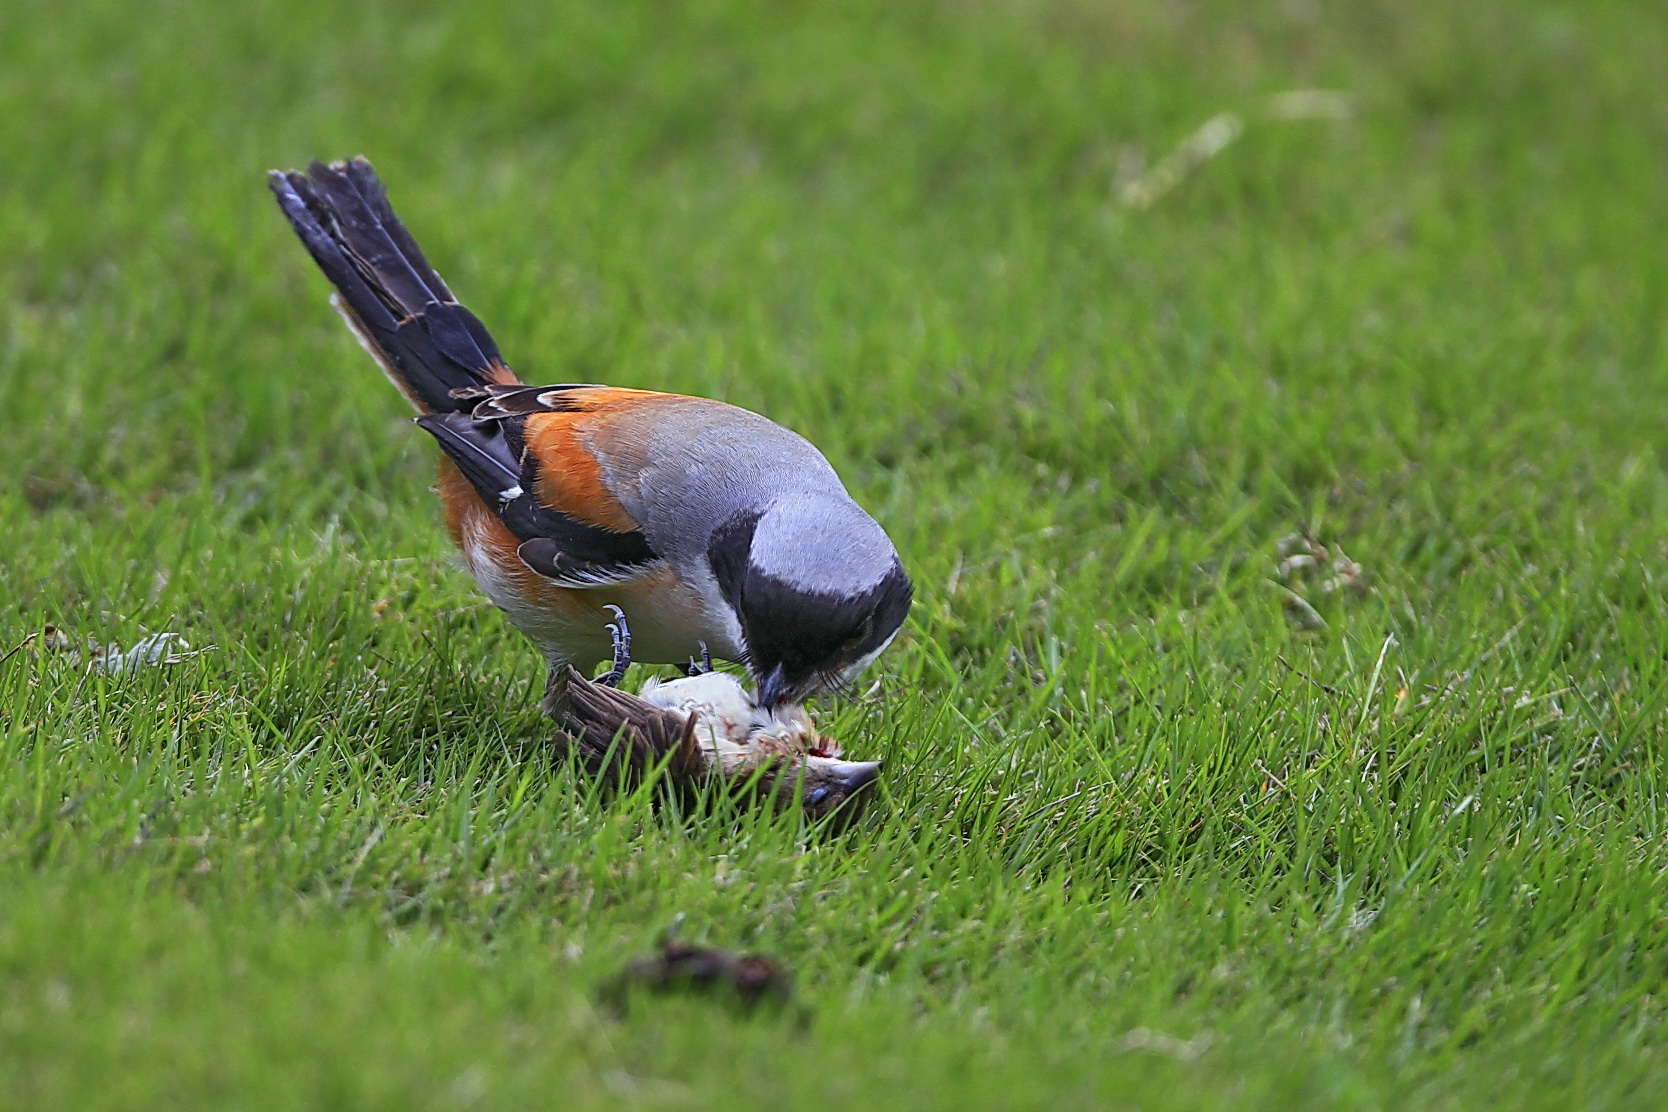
[707,497,912,709]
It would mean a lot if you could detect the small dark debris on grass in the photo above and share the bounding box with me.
[601,938,797,1018]
[1276,653,1341,696]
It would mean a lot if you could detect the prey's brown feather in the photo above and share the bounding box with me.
[555,666,706,785]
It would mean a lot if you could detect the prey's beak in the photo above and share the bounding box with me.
[827,759,882,791]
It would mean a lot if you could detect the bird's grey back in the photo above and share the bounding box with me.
[586,395,896,583]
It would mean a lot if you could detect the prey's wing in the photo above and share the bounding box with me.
[558,667,706,782]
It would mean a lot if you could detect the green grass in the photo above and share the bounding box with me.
[5,0,1668,1106]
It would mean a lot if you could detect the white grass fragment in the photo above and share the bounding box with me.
[98,633,210,673]
[1113,1027,1215,1061]
[36,626,212,673]
[1264,89,1354,121]
[1117,112,1243,210]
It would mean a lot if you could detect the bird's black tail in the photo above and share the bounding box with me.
[268,158,520,413]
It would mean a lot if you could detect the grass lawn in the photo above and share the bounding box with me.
[6,0,1668,1106]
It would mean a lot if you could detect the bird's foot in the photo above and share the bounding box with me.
[684,641,713,677]
[596,604,632,687]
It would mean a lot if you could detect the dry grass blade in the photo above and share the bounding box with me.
[1118,112,1244,209]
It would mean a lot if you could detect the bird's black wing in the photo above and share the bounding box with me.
[416,411,658,588]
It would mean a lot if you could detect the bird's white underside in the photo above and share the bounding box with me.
[458,516,744,671]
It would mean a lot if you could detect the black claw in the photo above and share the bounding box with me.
[597,605,631,687]
[685,641,713,677]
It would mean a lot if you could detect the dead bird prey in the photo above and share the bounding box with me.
[557,610,882,819]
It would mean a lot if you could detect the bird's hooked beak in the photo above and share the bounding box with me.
[757,663,790,711]
[826,759,882,791]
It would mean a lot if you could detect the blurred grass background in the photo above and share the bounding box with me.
[5,0,1668,1108]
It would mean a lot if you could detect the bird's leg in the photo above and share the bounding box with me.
[597,604,632,687]
[685,641,713,677]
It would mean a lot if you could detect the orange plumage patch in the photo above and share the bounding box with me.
[483,361,520,387]
[438,460,516,566]
[523,389,665,533]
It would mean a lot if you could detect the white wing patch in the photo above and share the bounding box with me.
[538,562,655,590]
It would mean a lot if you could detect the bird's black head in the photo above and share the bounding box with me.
[708,504,912,709]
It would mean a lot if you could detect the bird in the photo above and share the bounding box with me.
[637,665,882,812]
[268,158,912,713]
[555,627,884,819]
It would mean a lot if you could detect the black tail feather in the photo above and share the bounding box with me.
[336,158,455,304]
[413,410,521,498]
[268,157,516,413]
